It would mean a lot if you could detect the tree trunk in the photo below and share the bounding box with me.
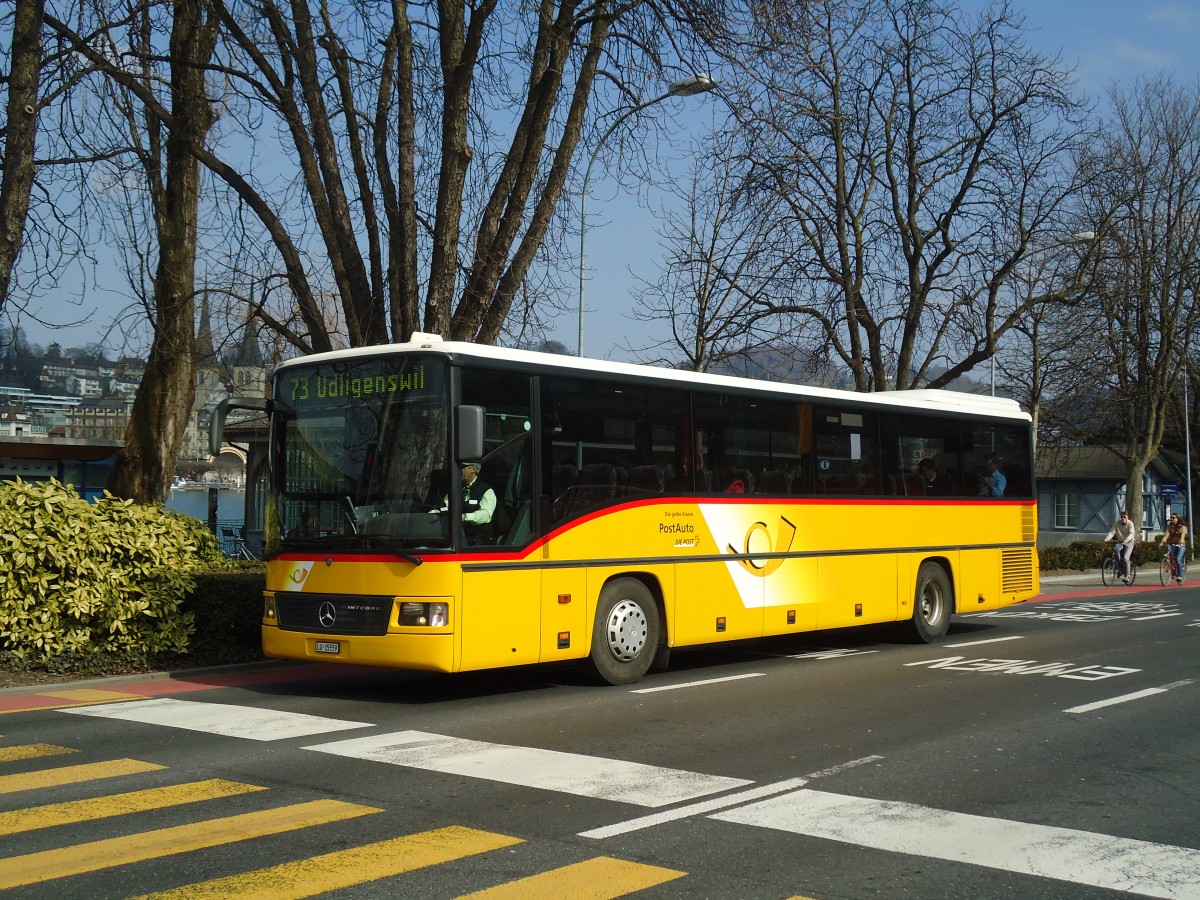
[0,0,46,312]
[107,0,217,504]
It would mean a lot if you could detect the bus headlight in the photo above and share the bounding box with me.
[398,601,450,627]
[263,592,277,620]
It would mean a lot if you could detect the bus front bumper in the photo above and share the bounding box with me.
[261,625,456,673]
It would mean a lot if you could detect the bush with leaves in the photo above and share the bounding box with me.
[0,478,226,664]
[1039,540,1166,573]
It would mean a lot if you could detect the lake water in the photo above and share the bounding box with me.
[166,486,247,524]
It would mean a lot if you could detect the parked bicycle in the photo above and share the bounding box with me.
[1159,549,1187,586]
[1101,542,1137,586]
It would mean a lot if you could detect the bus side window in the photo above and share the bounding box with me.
[460,367,535,545]
[543,376,685,519]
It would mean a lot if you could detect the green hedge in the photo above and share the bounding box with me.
[185,563,267,665]
[1039,539,1171,573]
[0,478,264,670]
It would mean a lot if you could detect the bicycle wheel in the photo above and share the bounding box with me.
[1128,561,1137,585]
[1101,557,1116,587]
[1160,556,1173,586]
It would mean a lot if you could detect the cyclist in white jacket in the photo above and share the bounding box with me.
[1104,510,1136,583]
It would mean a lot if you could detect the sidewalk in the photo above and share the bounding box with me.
[1040,568,1191,587]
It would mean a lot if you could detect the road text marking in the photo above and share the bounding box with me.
[905,656,1139,681]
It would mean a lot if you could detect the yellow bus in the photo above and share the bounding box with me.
[213,333,1038,685]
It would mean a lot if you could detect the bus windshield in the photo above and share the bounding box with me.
[266,356,450,555]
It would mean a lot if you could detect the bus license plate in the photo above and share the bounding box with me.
[315,641,339,654]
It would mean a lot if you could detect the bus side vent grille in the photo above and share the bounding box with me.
[1021,506,1037,542]
[1001,550,1035,594]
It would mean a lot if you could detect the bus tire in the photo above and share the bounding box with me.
[588,578,661,686]
[910,562,952,643]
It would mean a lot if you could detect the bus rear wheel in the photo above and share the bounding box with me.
[910,562,952,643]
[588,578,661,686]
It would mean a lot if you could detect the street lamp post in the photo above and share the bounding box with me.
[577,73,717,357]
[1185,369,1195,554]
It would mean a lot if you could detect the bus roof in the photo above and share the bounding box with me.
[278,333,1031,423]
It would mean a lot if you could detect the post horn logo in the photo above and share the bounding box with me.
[727,515,796,576]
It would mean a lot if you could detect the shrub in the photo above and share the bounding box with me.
[184,563,267,665]
[0,478,227,664]
[1039,539,1169,572]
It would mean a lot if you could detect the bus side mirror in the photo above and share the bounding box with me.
[456,405,485,463]
[210,396,270,456]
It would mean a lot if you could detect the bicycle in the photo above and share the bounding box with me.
[1159,548,1187,586]
[1101,543,1137,586]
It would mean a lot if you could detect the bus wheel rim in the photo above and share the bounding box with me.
[920,582,943,625]
[606,599,648,661]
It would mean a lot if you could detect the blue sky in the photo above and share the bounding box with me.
[18,1,1200,358]
[569,0,1200,363]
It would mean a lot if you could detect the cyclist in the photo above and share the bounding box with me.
[1160,513,1188,584]
[1104,510,1137,584]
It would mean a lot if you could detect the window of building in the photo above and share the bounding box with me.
[1054,493,1079,528]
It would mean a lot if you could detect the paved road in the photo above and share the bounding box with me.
[2,577,1197,899]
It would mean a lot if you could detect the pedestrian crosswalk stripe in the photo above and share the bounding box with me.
[0,799,382,890]
[712,788,1200,897]
[307,731,751,808]
[0,779,268,836]
[0,758,166,794]
[454,856,686,899]
[62,697,371,740]
[0,743,77,763]
[130,826,523,899]
[41,689,149,704]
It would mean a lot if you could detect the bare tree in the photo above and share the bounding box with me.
[104,0,220,503]
[627,126,803,372]
[722,0,1086,390]
[1043,77,1200,529]
[193,0,720,352]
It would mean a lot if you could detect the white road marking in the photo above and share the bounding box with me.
[1064,688,1169,713]
[580,755,885,840]
[1131,612,1184,621]
[941,635,1025,648]
[712,789,1200,898]
[630,673,764,693]
[803,755,884,779]
[61,698,370,740]
[579,778,809,839]
[305,730,752,808]
[789,648,879,659]
[1065,680,1194,714]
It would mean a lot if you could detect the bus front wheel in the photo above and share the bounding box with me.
[588,578,661,686]
[910,562,952,643]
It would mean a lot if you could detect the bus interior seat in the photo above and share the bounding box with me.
[551,463,578,520]
[571,463,618,511]
[757,469,791,494]
[498,499,532,545]
[628,464,666,496]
